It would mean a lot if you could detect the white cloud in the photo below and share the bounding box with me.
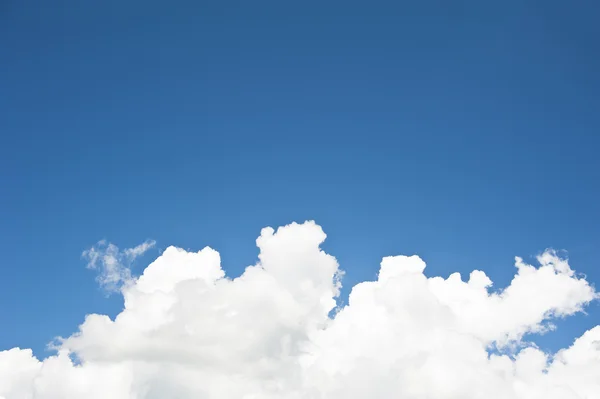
[1,221,599,398]
[82,239,156,294]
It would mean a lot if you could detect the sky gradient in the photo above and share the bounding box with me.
[1,0,599,365]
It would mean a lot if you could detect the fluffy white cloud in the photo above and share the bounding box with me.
[1,221,599,398]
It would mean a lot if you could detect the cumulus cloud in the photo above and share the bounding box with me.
[1,221,599,398]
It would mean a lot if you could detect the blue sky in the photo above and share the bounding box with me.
[1,0,599,360]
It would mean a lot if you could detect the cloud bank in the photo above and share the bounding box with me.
[1,221,599,398]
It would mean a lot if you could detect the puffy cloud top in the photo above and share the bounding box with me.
[1,221,599,398]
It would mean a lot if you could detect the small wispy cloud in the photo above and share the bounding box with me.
[82,239,156,294]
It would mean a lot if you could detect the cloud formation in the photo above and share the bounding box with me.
[82,239,156,293]
[1,221,599,398]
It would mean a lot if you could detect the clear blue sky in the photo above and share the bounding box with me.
[1,1,599,358]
